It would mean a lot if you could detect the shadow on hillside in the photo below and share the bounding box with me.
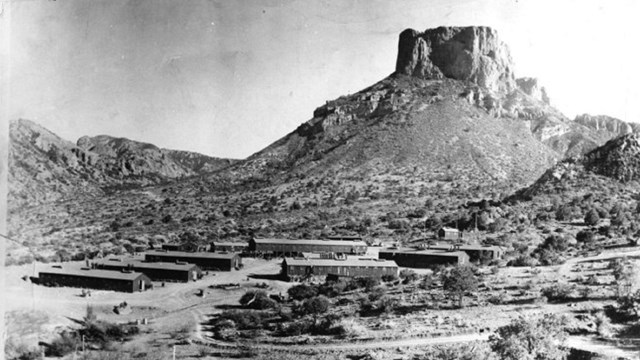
[247,273,287,282]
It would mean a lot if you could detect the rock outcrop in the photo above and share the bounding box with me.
[583,133,640,182]
[574,114,640,136]
[516,77,550,105]
[395,26,516,93]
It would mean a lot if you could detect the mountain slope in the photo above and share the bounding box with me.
[224,26,613,188]
[8,119,236,209]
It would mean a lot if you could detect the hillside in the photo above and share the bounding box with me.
[8,119,236,210]
[8,26,640,262]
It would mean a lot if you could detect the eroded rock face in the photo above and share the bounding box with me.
[516,77,550,105]
[574,114,640,136]
[395,26,515,93]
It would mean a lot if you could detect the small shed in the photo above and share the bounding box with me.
[438,227,462,241]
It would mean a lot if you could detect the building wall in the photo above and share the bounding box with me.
[379,251,467,268]
[95,263,200,282]
[39,273,150,293]
[144,254,239,271]
[285,263,397,278]
[250,240,367,255]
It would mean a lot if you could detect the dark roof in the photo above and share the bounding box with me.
[380,248,469,258]
[144,250,239,259]
[284,257,397,268]
[94,259,200,271]
[253,238,367,247]
[40,266,146,281]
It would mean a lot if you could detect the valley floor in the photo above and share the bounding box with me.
[5,248,640,359]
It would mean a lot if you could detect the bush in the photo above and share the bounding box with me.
[217,311,266,330]
[399,269,419,284]
[584,209,600,226]
[287,284,318,301]
[239,290,277,310]
[541,283,575,302]
[46,331,78,357]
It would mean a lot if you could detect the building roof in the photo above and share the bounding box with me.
[380,247,469,258]
[440,227,460,232]
[145,250,239,259]
[212,242,249,247]
[40,266,146,281]
[428,244,503,252]
[284,257,398,268]
[326,235,363,240]
[94,259,199,271]
[253,238,367,247]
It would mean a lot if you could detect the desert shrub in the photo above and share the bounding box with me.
[287,284,318,301]
[381,274,399,282]
[576,230,596,246]
[507,255,538,267]
[46,331,78,357]
[367,287,385,302]
[217,311,266,330]
[317,280,347,297]
[278,320,312,336]
[399,269,419,284]
[300,296,330,322]
[584,209,600,226]
[239,290,277,310]
[490,314,568,360]
[418,274,435,289]
[376,296,398,313]
[349,276,380,292]
[540,283,575,302]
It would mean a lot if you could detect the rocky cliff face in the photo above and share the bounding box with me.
[8,119,235,209]
[395,26,516,94]
[574,114,640,136]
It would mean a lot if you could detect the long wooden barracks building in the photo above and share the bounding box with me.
[144,250,241,271]
[378,248,469,268]
[282,257,398,279]
[250,238,368,256]
[210,242,249,253]
[39,266,152,293]
[93,259,202,282]
[426,244,504,262]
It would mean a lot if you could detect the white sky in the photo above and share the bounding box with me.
[2,0,639,158]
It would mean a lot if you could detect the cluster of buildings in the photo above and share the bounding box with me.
[37,246,244,293]
[37,230,505,291]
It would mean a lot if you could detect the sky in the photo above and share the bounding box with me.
[2,0,640,159]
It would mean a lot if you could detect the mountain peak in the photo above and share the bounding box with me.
[395,26,515,93]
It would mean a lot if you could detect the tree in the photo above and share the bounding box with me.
[489,314,568,360]
[442,265,478,308]
[239,290,276,310]
[301,295,330,325]
[584,209,600,226]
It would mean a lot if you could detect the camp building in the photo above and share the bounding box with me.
[210,241,249,253]
[438,227,463,241]
[427,244,504,262]
[144,250,241,271]
[282,257,398,279]
[93,259,202,282]
[39,266,152,293]
[378,248,469,268]
[250,238,367,256]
